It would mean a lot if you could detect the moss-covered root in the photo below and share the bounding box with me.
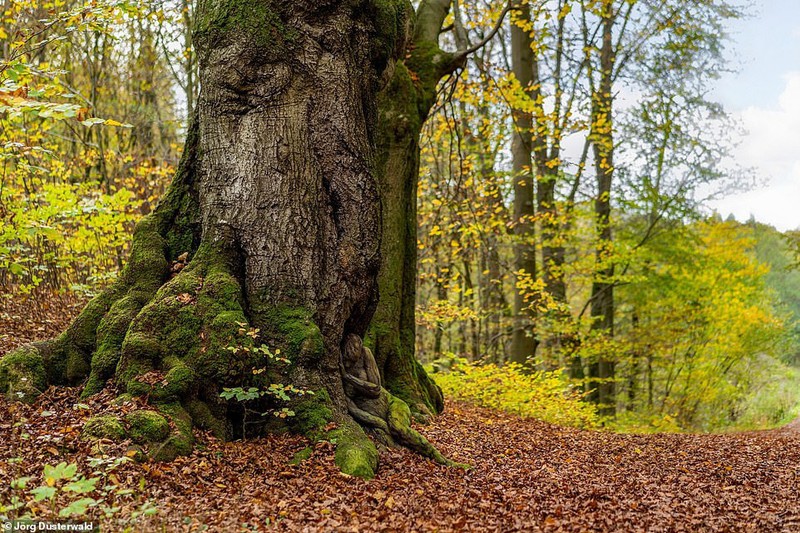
[0,346,47,402]
[149,403,195,461]
[387,393,464,468]
[403,362,444,421]
[80,406,193,462]
[82,415,127,441]
[383,355,444,421]
[126,410,171,443]
[333,420,379,480]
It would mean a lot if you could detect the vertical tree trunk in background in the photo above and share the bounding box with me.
[462,259,480,358]
[2,0,414,479]
[432,263,450,356]
[182,0,195,120]
[369,0,464,416]
[587,3,616,415]
[461,88,506,362]
[483,185,507,361]
[508,0,538,365]
[521,0,579,368]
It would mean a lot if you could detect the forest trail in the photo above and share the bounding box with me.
[1,390,798,531]
[2,295,799,531]
[772,416,800,436]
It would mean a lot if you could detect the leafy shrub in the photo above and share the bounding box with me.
[432,358,600,429]
[2,458,157,522]
[220,323,313,439]
[0,180,144,295]
[724,362,800,431]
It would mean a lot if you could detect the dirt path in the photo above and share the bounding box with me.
[772,416,800,436]
[1,389,799,532]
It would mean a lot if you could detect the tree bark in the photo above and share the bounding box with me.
[587,2,616,415]
[508,0,538,365]
[368,0,464,416]
[1,0,430,479]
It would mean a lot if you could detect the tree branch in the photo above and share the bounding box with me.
[452,0,514,61]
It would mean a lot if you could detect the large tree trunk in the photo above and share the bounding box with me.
[0,0,436,479]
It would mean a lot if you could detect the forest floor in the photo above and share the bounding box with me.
[2,293,800,532]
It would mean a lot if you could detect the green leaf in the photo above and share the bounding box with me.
[80,117,106,127]
[63,476,99,494]
[44,461,78,482]
[58,497,98,517]
[30,485,57,501]
[11,476,33,490]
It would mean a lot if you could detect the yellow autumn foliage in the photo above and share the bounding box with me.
[432,358,600,429]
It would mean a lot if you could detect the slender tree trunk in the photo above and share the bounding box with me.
[182,0,195,120]
[508,0,538,365]
[432,263,449,356]
[587,4,616,416]
[461,91,506,362]
[526,0,579,368]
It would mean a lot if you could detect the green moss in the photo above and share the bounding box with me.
[195,0,295,50]
[387,392,412,429]
[82,375,106,398]
[185,398,228,439]
[91,296,144,382]
[159,361,195,399]
[126,410,170,444]
[119,359,154,396]
[150,434,193,462]
[406,40,452,98]
[384,392,461,468]
[77,214,170,399]
[65,345,90,385]
[116,239,253,406]
[0,346,47,402]
[159,186,199,261]
[362,0,407,75]
[37,333,97,391]
[385,368,442,419]
[112,393,134,406]
[153,115,200,259]
[35,338,68,387]
[82,415,127,441]
[290,389,333,436]
[332,423,378,480]
[203,269,241,306]
[120,334,163,365]
[289,447,313,465]
[65,288,117,352]
[210,311,242,330]
[256,305,325,363]
[149,402,195,462]
[140,356,196,402]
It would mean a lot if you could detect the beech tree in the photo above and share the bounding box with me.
[368,0,509,414]
[0,0,448,479]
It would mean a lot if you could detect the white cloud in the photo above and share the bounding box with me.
[710,71,800,231]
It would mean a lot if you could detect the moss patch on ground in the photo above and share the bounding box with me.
[0,346,47,403]
[126,410,170,444]
[82,415,127,441]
